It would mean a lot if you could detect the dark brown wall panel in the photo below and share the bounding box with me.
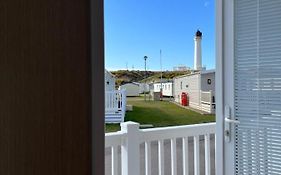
[0,0,99,174]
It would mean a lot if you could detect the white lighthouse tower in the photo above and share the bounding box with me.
[193,30,202,71]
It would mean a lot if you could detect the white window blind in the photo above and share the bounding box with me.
[234,0,281,175]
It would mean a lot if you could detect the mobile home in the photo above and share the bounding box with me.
[119,82,140,97]
[152,81,173,97]
[173,70,215,113]
[135,82,149,94]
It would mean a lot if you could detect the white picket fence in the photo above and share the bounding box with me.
[105,90,126,123]
[105,122,216,175]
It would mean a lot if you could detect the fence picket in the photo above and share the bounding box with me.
[145,141,151,175]
[111,146,118,175]
[194,135,200,175]
[182,137,189,175]
[158,140,164,175]
[205,134,211,175]
[171,138,177,175]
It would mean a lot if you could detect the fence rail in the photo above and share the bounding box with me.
[105,122,216,175]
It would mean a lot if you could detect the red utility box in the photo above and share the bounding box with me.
[181,92,189,106]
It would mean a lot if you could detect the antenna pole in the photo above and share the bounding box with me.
[160,50,163,101]
[144,56,148,101]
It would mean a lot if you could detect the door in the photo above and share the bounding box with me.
[0,0,104,174]
[217,0,281,175]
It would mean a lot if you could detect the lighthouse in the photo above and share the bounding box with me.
[193,30,202,71]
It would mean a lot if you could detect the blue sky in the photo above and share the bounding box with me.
[104,0,215,71]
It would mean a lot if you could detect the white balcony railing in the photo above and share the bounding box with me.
[105,90,126,123]
[105,122,216,175]
[200,90,215,114]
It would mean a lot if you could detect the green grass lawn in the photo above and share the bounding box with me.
[106,97,215,132]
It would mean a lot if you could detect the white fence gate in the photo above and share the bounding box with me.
[105,90,126,123]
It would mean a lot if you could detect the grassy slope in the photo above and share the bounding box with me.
[140,71,191,83]
[106,97,215,132]
[111,70,189,87]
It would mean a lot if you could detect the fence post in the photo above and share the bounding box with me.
[209,90,212,113]
[121,90,127,122]
[200,90,202,111]
[120,122,140,175]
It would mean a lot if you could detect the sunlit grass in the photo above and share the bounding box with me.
[106,97,215,132]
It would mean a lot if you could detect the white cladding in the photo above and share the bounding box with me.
[119,83,140,96]
[201,71,215,93]
[153,82,173,96]
[174,73,200,108]
[173,71,215,110]
[105,70,116,91]
[194,36,202,70]
[137,83,149,94]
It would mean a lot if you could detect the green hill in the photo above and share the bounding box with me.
[111,70,190,87]
[140,70,191,83]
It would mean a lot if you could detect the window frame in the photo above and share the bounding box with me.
[91,0,105,174]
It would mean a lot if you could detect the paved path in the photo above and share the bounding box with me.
[105,136,215,175]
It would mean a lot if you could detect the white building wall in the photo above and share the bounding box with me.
[153,82,173,96]
[119,83,140,96]
[173,73,201,109]
[138,83,149,94]
[105,70,115,91]
[201,72,215,94]
[201,72,216,113]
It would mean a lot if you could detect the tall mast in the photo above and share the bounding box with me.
[160,49,163,100]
